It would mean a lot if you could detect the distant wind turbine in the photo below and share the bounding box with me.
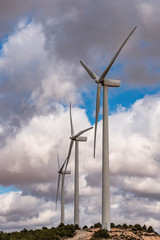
[65,103,93,226]
[56,154,71,224]
[80,26,137,230]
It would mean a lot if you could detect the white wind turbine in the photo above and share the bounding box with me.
[65,103,93,226]
[56,154,71,224]
[80,26,137,230]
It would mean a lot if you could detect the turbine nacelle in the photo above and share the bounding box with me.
[58,170,71,174]
[70,136,87,142]
[95,78,121,87]
[102,79,121,87]
[61,170,71,174]
[76,136,87,141]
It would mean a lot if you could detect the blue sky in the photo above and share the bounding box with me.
[0,185,18,194]
[0,0,160,233]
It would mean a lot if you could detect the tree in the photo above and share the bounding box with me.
[94,222,102,228]
[134,224,142,231]
[142,224,147,231]
[116,224,122,228]
[111,223,115,228]
[147,226,154,233]
[74,224,80,230]
[123,223,128,229]
[83,225,88,229]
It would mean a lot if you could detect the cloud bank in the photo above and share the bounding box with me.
[0,0,160,233]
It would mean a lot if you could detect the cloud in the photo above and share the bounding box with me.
[0,0,160,233]
[0,18,85,149]
[0,104,91,187]
[0,191,57,232]
[0,94,160,232]
[1,0,160,88]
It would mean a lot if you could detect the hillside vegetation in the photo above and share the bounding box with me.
[0,223,158,240]
[0,223,78,240]
[90,223,159,239]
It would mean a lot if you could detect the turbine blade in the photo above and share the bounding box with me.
[67,139,74,160]
[59,157,67,173]
[57,154,60,171]
[64,139,74,174]
[70,102,74,136]
[80,60,98,80]
[94,83,101,158]
[55,173,61,210]
[99,26,137,82]
[59,139,74,174]
[73,126,93,139]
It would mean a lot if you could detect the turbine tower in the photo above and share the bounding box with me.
[65,103,93,226]
[56,154,71,224]
[80,26,137,230]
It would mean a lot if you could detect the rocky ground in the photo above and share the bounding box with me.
[66,229,93,240]
[66,227,160,240]
[110,228,160,240]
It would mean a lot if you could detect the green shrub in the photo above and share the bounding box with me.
[123,223,128,229]
[142,224,147,231]
[134,224,142,231]
[91,229,110,239]
[111,223,115,228]
[94,222,102,228]
[147,225,154,233]
[116,224,122,228]
[74,224,80,230]
[83,225,88,229]
[129,224,133,228]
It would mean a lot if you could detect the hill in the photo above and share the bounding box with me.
[67,224,160,240]
[0,223,159,239]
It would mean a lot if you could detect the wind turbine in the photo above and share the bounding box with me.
[80,26,137,230]
[56,154,71,224]
[65,103,93,226]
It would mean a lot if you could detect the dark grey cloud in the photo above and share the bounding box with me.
[1,0,160,89]
[0,0,35,38]
[85,171,101,188]
[0,0,159,133]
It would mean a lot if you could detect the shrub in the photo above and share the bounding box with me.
[42,226,48,230]
[129,224,133,228]
[134,224,142,231]
[74,224,80,230]
[91,229,110,239]
[111,222,115,228]
[147,226,154,233]
[94,222,102,228]
[116,224,122,228]
[123,223,128,229]
[142,224,147,231]
[83,225,88,229]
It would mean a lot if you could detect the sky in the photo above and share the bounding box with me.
[0,0,160,233]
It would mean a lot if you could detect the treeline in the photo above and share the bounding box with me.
[0,222,156,240]
[84,222,156,239]
[111,223,155,233]
[83,222,154,233]
[0,223,79,240]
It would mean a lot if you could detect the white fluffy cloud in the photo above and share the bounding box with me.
[0,95,160,232]
[0,191,57,232]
